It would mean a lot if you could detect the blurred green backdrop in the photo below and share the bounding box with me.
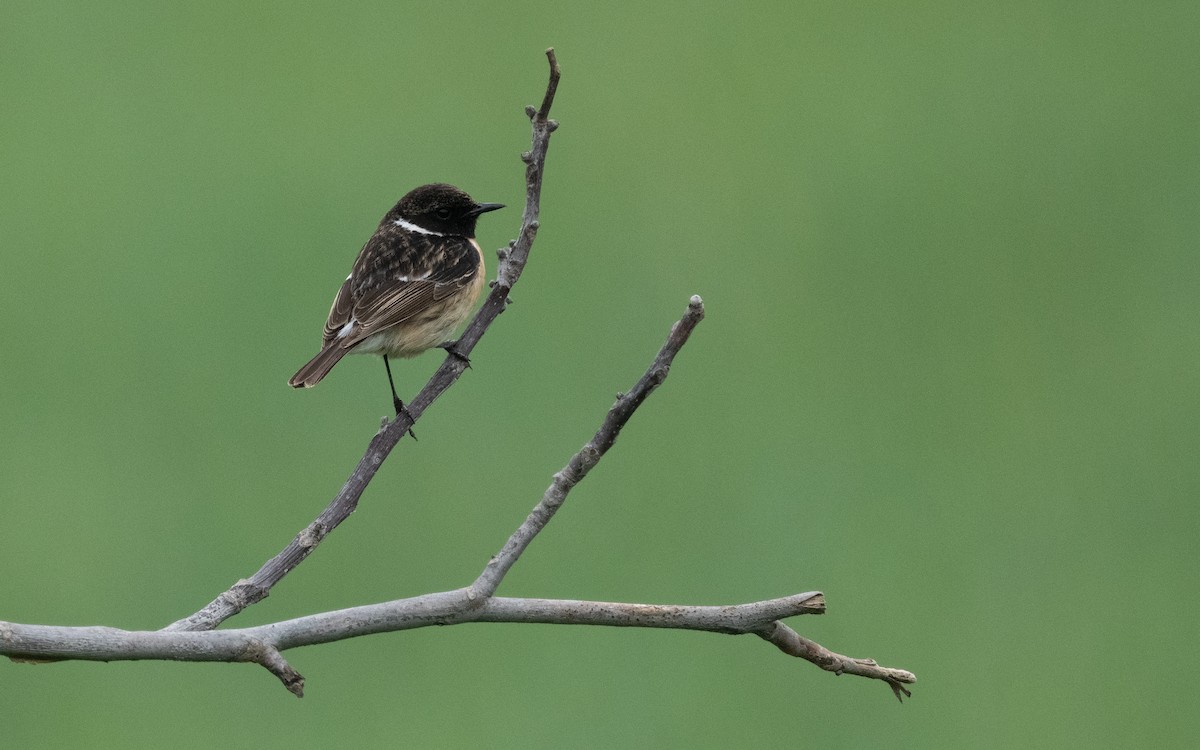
[2,1,1197,747]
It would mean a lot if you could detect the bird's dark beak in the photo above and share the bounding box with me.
[470,202,505,217]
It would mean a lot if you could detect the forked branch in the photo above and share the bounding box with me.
[0,298,914,700]
[1,49,916,702]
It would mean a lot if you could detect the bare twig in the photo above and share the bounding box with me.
[164,48,563,633]
[757,622,916,703]
[471,294,705,598]
[2,295,916,700]
[4,48,918,703]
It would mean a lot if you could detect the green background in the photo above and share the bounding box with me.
[2,1,1197,747]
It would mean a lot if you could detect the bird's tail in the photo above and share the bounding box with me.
[289,344,349,388]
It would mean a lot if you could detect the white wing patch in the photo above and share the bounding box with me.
[392,218,444,236]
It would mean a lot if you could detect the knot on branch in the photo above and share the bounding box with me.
[556,445,598,488]
[575,445,601,473]
[298,521,327,548]
[553,466,579,490]
[229,580,269,607]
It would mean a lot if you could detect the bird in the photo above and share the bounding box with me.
[289,183,503,414]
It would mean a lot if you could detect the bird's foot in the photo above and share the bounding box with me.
[392,397,418,440]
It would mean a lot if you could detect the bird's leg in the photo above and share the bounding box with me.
[437,340,471,368]
[383,355,417,440]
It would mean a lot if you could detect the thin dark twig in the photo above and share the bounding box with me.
[536,47,561,120]
[164,48,563,633]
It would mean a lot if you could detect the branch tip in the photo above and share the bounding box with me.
[537,49,561,121]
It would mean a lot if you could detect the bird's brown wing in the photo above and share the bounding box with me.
[333,230,480,349]
[320,275,355,346]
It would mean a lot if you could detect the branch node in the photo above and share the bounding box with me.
[229,579,268,607]
[253,642,306,698]
[525,104,537,119]
[520,150,533,163]
[297,521,327,548]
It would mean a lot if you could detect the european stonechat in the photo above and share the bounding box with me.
[289,183,503,413]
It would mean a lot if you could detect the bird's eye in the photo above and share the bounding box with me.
[436,208,452,220]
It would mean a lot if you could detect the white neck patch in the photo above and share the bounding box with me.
[393,217,444,236]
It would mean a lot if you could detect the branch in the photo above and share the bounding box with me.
[757,622,916,703]
[471,294,705,598]
[164,48,563,633]
[2,295,916,700]
[5,49,917,702]
[2,589,912,701]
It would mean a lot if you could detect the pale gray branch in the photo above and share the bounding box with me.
[1,592,820,693]
[471,294,705,598]
[2,48,919,703]
[473,592,826,630]
[2,590,919,701]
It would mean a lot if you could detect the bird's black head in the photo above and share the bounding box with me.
[386,183,504,237]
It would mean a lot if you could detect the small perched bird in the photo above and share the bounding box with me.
[289,183,503,413]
